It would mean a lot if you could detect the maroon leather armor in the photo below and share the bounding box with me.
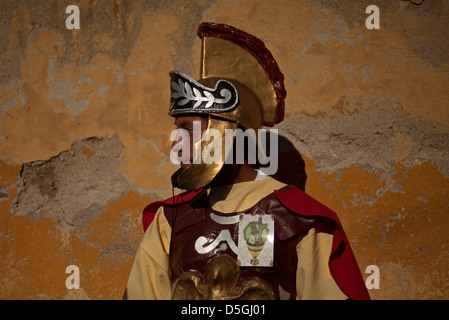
[164,186,317,300]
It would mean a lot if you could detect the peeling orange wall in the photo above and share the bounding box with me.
[1,0,448,300]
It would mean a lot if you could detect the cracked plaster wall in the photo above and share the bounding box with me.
[1,0,448,299]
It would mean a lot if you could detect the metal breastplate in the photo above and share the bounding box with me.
[165,187,316,300]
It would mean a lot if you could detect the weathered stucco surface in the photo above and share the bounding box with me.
[1,0,448,299]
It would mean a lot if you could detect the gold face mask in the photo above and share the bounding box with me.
[171,116,238,191]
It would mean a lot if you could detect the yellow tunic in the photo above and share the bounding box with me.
[124,177,347,300]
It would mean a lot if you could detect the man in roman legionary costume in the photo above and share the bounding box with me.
[123,22,370,300]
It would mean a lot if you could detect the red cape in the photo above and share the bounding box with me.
[142,186,370,300]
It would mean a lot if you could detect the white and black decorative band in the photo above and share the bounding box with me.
[169,70,239,115]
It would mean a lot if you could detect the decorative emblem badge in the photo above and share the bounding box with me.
[169,70,239,115]
[238,213,274,267]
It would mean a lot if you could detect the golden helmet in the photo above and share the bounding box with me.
[169,22,286,190]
